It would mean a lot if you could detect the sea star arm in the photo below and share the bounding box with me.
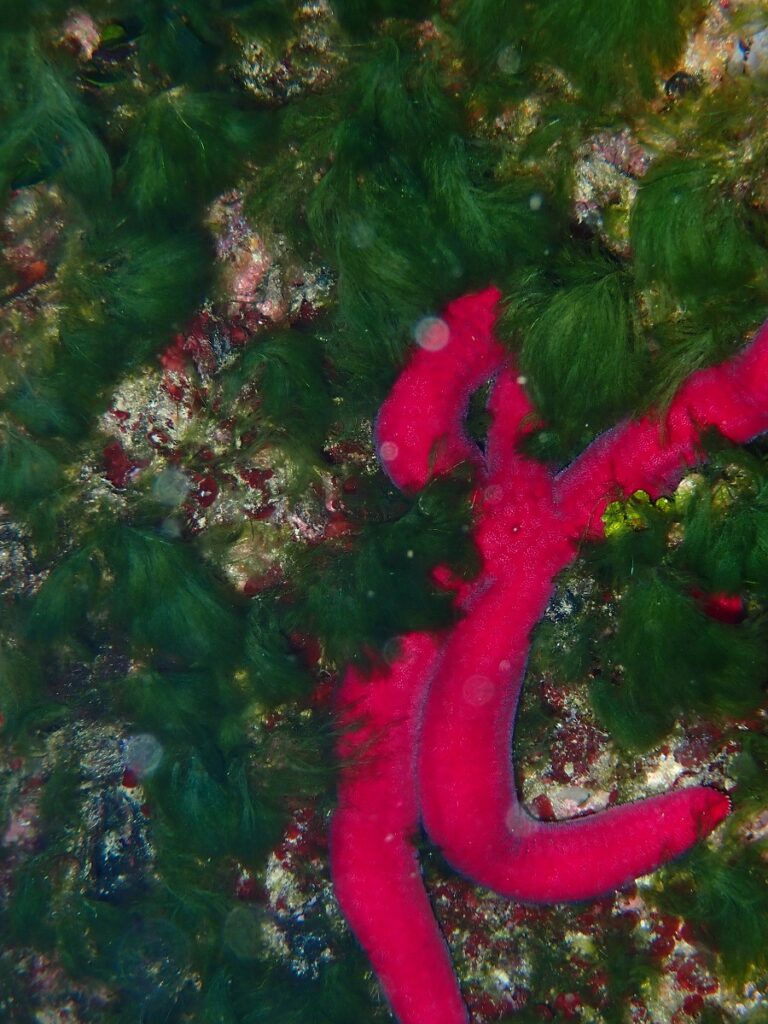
[418,572,730,903]
[554,318,768,539]
[375,287,506,492]
[330,634,469,1024]
[483,362,539,475]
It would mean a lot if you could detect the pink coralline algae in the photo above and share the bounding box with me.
[328,287,768,1024]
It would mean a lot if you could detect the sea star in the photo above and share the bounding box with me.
[330,287,768,1024]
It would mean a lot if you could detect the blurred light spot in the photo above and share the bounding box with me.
[497,45,522,75]
[382,638,401,664]
[159,517,182,539]
[223,907,262,959]
[349,218,375,249]
[152,468,190,506]
[123,734,164,779]
[380,441,399,461]
[462,675,495,707]
[116,919,190,998]
[414,316,450,352]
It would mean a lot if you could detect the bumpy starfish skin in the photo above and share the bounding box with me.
[331,288,768,1024]
[331,634,467,1024]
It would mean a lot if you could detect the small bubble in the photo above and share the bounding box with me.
[462,675,495,707]
[497,44,522,75]
[384,833,395,843]
[159,517,182,539]
[499,659,511,672]
[223,907,262,959]
[414,316,450,352]
[516,374,527,385]
[349,218,375,249]
[152,468,190,507]
[366,589,375,599]
[382,638,402,664]
[116,919,190,994]
[529,193,544,212]
[123,734,164,779]
[379,441,399,461]
[406,549,414,558]
[746,31,768,77]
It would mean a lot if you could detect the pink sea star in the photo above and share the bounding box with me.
[330,287,768,1024]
